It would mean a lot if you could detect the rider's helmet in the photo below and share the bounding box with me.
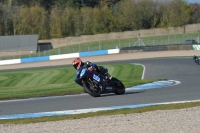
[72,58,84,69]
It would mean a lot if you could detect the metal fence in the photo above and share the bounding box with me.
[0,32,200,60]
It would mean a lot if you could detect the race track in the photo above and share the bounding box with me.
[0,57,200,116]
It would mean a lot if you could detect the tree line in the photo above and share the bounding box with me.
[0,0,200,39]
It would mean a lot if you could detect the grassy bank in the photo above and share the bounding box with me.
[0,64,158,100]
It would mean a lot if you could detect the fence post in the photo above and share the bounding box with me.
[49,45,50,56]
[168,32,170,45]
[18,45,20,59]
[38,46,40,57]
[180,32,182,44]
[58,48,60,55]
[118,35,120,46]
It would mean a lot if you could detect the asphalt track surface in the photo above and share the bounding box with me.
[0,57,200,116]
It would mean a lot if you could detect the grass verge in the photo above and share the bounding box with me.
[0,64,159,100]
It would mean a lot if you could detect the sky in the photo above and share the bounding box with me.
[187,0,200,4]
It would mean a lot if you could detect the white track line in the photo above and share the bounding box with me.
[132,63,146,79]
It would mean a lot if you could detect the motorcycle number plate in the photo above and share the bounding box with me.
[93,74,100,82]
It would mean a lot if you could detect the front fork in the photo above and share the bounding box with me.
[83,78,100,91]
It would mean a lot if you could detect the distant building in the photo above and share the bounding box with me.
[0,35,38,56]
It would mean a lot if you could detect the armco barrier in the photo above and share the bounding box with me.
[79,50,108,57]
[79,49,120,57]
[0,49,120,66]
[21,56,50,63]
[0,59,21,65]
[50,53,79,60]
[120,44,194,53]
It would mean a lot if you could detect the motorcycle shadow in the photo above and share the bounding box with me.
[99,91,145,97]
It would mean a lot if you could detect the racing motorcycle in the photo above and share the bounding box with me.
[79,66,125,97]
[193,55,199,65]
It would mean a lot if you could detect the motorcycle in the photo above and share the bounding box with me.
[79,66,125,97]
[193,55,199,65]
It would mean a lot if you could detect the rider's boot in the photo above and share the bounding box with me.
[105,72,112,81]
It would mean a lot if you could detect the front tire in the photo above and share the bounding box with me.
[82,81,101,97]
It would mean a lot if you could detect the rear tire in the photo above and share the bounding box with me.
[82,81,101,97]
[111,77,125,95]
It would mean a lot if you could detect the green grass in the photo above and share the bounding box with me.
[29,32,200,56]
[1,101,200,124]
[1,32,199,60]
[0,64,159,100]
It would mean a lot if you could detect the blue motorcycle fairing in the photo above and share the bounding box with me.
[80,68,86,77]
[93,74,100,82]
[78,66,101,82]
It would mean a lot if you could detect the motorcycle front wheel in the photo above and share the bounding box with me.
[82,80,101,97]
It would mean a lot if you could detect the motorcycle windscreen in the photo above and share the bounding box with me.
[80,68,86,77]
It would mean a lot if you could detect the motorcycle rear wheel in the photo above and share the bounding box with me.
[111,77,125,95]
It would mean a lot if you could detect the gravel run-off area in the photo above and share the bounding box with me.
[1,107,200,133]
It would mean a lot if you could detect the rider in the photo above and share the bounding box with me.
[193,55,198,61]
[72,58,112,87]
